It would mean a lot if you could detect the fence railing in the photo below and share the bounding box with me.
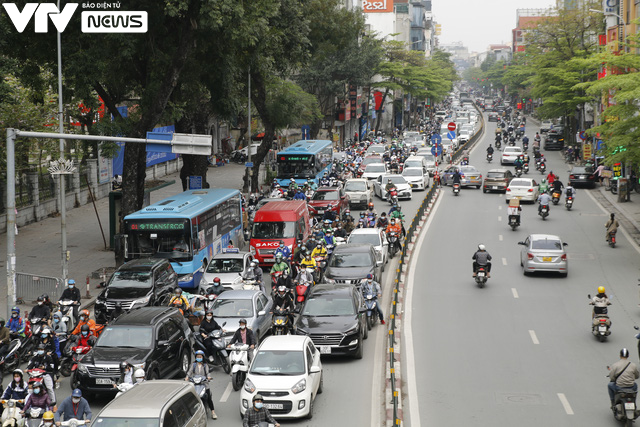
[15,272,64,303]
[388,107,485,425]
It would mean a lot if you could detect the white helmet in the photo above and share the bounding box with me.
[478,244,486,251]
[134,369,145,381]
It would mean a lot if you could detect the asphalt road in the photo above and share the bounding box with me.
[404,114,640,426]
[44,160,435,425]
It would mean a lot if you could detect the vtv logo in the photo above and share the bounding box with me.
[2,3,79,33]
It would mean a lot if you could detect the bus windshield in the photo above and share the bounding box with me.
[252,221,296,239]
[277,155,316,179]
[127,219,192,261]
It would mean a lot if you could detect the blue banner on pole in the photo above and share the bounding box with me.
[113,124,178,175]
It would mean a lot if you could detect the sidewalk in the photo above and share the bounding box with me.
[0,163,248,317]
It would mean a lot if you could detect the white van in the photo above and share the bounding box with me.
[435,110,446,120]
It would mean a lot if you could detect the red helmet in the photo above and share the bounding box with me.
[213,277,221,284]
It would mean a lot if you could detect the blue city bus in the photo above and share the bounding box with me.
[276,139,333,186]
[123,189,243,290]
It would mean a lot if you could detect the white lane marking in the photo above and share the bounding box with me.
[557,393,574,415]
[498,216,502,222]
[371,277,385,427]
[529,330,540,345]
[219,382,232,402]
[499,235,503,241]
[512,288,519,298]
[405,192,445,427]
[498,205,503,210]
[502,257,507,265]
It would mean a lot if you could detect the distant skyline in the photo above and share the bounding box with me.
[434,0,556,52]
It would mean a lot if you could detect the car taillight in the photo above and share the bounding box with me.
[478,175,482,179]
[561,254,567,260]
[527,253,534,260]
[506,188,511,192]
[527,188,533,192]
[588,175,594,179]
[569,175,575,179]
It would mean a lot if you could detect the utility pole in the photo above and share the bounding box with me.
[57,0,68,284]
[247,67,252,194]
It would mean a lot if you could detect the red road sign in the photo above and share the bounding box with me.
[447,122,456,131]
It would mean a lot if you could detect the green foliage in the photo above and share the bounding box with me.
[265,79,322,130]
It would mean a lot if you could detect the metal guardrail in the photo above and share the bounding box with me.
[15,272,64,303]
[388,108,485,425]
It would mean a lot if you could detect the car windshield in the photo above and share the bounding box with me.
[365,164,386,173]
[384,176,407,185]
[312,191,339,201]
[252,221,295,239]
[329,252,372,267]
[93,418,159,427]
[345,181,367,192]
[510,179,532,187]
[504,148,522,154]
[348,233,381,246]
[302,295,355,316]
[210,298,254,318]
[108,271,152,289]
[362,157,382,166]
[250,350,305,376]
[531,239,563,250]
[460,167,478,174]
[206,258,244,273]
[573,167,594,174]
[487,172,506,178]
[367,146,385,153]
[97,326,153,348]
[403,169,422,176]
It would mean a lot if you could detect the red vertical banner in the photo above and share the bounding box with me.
[349,84,357,118]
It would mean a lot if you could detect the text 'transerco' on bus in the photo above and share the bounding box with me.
[276,139,333,187]
[123,189,243,290]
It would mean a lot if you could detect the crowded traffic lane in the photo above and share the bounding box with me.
[406,116,640,426]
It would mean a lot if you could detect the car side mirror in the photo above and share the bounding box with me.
[563,242,568,246]
[258,310,266,316]
[158,340,169,346]
[517,241,525,245]
[309,365,321,374]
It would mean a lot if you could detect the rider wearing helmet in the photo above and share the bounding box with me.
[227,318,257,361]
[59,279,81,322]
[74,324,96,349]
[41,411,55,427]
[207,277,225,297]
[272,286,295,333]
[198,311,222,361]
[40,327,61,363]
[71,309,97,336]
[274,241,291,261]
[51,311,66,335]
[538,178,550,194]
[22,378,52,413]
[243,393,279,427]
[472,244,492,278]
[186,351,216,419]
[608,348,640,408]
[117,361,134,386]
[385,178,397,198]
[590,286,612,317]
[275,270,293,292]
[270,254,290,275]
[243,260,263,285]
[169,287,190,313]
[7,307,25,338]
[134,368,146,384]
[311,242,328,259]
[1,369,28,401]
[29,295,51,322]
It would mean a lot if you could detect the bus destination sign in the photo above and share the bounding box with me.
[129,222,185,231]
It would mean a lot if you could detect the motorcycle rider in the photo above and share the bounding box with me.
[39,328,61,369]
[486,144,494,157]
[590,286,611,317]
[272,286,295,332]
[311,242,328,259]
[22,384,53,419]
[507,198,522,226]
[198,311,222,362]
[522,134,529,148]
[70,309,97,336]
[51,312,66,335]
[2,369,29,403]
[300,253,317,272]
[538,178,550,194]
[385,179,397,199]
[54,389,92,426]
[360,275,385,325]
[29,296,51,323]
[8,307,26,338]
[243,394,280,427]
[293,188,306,200]
[227,319,257,361]
[334,222,348,239]
[605,213,620,242]
[385,219,402,252]
[296,267,315,285]
[546,170,557,185]
[270,254,290,276]
[185,350,217,420]
[307,178,318,191]
[537,191,552,215]
[0,318,10,358]
[377,212,389,228]
[168,287,190,314]
[27,344,57,404]
[551,178,564,196]
[243,261,263,288]
[608,348,639,408]
[41,411,55,427]
[72,324,96,352]
[58,280,81,323]
[472,244,492,278]
[565,183,576,200]
[207,277,225,298]
[319,172,330,186]
[274,241,291,261]
[275,270,293,292]
[270,184,284,198]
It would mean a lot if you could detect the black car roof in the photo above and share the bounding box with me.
[118,258,167,271]
[111,307,178,326]
[310,283,354,297]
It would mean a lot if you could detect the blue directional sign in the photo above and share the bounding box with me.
[245,162,254,168]
[188,175,202,190]
[447,131,456,140]
[431,134,442,145]
[596,140,604,151]
[431,143,442,156]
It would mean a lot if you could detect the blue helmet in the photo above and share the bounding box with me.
[195,350,205,356]
[11,307,19,315]
[68,279,75,285]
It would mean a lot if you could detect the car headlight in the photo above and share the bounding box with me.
[291,379,307,394]
[133,362,145,370]
[77,363,88,374]
[244,378,256,393]
[178,273,194,284]
[132,295,151,306]
[325,278,336,284]
[345,325,359,335]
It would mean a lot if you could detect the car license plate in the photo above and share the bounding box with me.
[542,256,552,262]
[264,259,275,263]
[317,210,324,214]
[319,346,331,354]
[96,378,114,385]
[599,326,607,332]
[264,403,283,410]
[492,186,498,189]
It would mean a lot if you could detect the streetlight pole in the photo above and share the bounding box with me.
[589,8,626,50]
[56,0,68,284]
[247,67,252,194]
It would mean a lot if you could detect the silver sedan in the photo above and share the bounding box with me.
[518,234,568,277]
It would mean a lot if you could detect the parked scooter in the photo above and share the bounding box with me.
[364,294,379,330]
[228,343,249,391]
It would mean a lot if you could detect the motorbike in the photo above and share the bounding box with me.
[565,196,574,210]
[295,280,311,313]
[387,231,400,257]
[523,163,529,174]
[193,326,230,374]
[0,340,23,376]
[25,407,44,427]
[608,230,617,248]
[0,399,24,427]
[313,256,327,280]
[69,345,92,390]
[487,153,493,163]
[539,204,549,220]
[270,271,284,293]
[495,140,501,149]
[228,343,249,391]
[589,295,611,342]
[523,141,529,151]
[452,183,460,196]
[189,375,208,404]
[509,215,520,231]
[364,293,379,330]
[271,306,291,336]
[56,300,77,332]
[474,265,488,288]
[515,166,523,178]
[551,191,561,205]
[539,162,546,174]
[59,419,88,427]
[610,382,639,426]
[388,189,398,205]
[241,278,260,292]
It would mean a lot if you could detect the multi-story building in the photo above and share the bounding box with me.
[512,8,551,53]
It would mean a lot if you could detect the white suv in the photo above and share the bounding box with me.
[240,335,323,419]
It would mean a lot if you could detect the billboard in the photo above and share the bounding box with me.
[362,0,393,13]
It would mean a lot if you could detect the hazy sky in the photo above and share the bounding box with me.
[434,0,556,52]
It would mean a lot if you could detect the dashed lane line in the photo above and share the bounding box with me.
[512,288,519,299]
[557,393,574,415]
[529,330,540,345]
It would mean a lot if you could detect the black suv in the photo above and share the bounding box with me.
[74,307,193,395]
[543,133,565,150]
[94,258,177,323]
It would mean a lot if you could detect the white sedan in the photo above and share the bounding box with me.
[373,174,412,200]
[402,167,430,191]
[501,146,524,165]
[506,178,539,203]
[240,335,323,419]
[361,163,387,180]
